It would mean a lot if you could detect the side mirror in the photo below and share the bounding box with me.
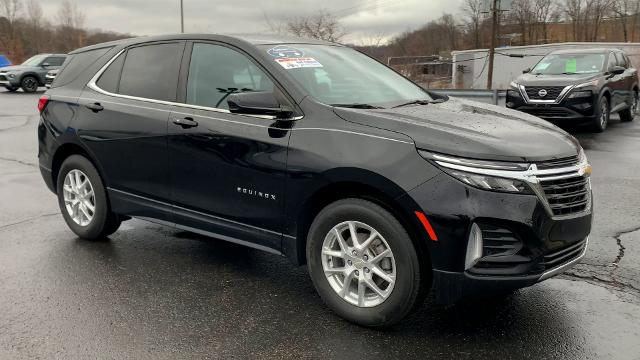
[610,65,625,75]
[41,62,50,68]
[523,68,531,74]
[227,92,293,119]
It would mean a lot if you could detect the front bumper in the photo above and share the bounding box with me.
[399,169,592,304]
[506,91,598,123]
[0,74,18,87]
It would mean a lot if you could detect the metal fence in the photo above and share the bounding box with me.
[429,89,507,106]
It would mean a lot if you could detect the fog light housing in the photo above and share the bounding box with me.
[465,223,483,270]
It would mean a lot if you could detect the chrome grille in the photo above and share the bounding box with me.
[539,175,589,216]
[535,156,579,170]
[525,86,565,100]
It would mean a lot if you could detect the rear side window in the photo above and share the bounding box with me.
[96,52,125,93]
[53,47,111,88]
[614,52,626,68]
[118,43,183,101]
[186,43,274,109]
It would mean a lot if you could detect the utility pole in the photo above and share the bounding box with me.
[180,0,185,33]
[486,0,499,89]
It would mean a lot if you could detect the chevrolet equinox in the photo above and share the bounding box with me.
[38,35,592,327]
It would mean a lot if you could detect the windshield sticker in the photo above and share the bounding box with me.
[535,62,550,70]
[565,58,577,73]
[267,46,304,58]
[275,57,323,69]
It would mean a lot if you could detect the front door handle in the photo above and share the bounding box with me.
[173,117,198,129]
[85,102,104,112]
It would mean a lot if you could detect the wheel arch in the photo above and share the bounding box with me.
[50,142,107,192]
[286,179,433,279]
[19,71,44,85]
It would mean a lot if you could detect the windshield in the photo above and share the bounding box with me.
[532,53,605,75]
[259,44,431,108]
[21,54,47,67]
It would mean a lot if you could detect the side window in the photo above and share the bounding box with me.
[186,43,275,110]
[96,52,125,93]
[624,54,632,68]
[54,47,111,88]
[118,43,183,101]
[45,57,66,67]
[614,52,626,68]
[607,53,617,71]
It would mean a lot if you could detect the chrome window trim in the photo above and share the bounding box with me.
[432,156,592,220]
[519,84,575,104]
[87,48,303,122]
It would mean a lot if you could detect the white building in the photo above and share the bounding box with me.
[452,42,640,89]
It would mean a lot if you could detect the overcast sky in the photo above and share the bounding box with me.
[39,0,465,44]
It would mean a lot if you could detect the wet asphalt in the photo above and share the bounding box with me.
[0,90,639,359]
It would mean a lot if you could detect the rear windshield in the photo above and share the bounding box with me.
[532,53,606,75]
[52,47,112,88]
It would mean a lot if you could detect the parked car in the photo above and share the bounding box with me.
[0,53,67,93]
[45,69,59,89]
[507,48,638,132]
[0,54,11,67]
[38,35,592,327]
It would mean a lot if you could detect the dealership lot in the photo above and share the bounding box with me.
[1,91,639,359]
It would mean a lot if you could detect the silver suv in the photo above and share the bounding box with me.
[0,54,67,93]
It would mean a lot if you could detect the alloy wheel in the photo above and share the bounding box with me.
[632,93,639,117]
[22,77,38,92]
[321,221,396,307]
[63,169,96,226]
[600,99,608,128]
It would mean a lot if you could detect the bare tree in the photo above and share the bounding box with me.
[285,11,346,42]
[461,0,484,48]
[0,0,23,60]
[533,0,555,43]
[0,0,21,23]
[57,0,85,29]
[612,0,639,41]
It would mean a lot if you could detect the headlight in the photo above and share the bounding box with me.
[509,81,519,89]
[418,150,534,194]
[7,73,15,78]
[445,170,532,193]
[568,90,592,99]
[575,79,598,89]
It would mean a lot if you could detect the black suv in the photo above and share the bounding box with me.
[0,53,67,92]
[38,35,592,327]
[506,48,638,132]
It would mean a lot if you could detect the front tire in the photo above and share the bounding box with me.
[20,75,39,93]
[4,86,18,92]
[56,155,121,239]
[619,91,638,122]
[592,96,610,133]
[306,198,426,327]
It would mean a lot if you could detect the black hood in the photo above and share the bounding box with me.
[515,72,601,87]
[334,97,579,162]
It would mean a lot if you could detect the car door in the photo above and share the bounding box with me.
[78,42,185,222]
[615,52,634,108]
[168,41,292,252]
[606,52,626,109]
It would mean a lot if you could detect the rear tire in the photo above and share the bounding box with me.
[306,198,426,327]
[619,91,638,122]
[20,75,39,93]
[56,155,121,240]
[591,96,609,133]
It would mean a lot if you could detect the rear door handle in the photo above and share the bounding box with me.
[85,102,104,112]
[172,117,198,129]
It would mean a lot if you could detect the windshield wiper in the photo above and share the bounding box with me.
[331,103,384,109]
[392,98,445,109]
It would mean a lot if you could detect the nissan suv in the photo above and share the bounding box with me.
[38,35,592,327]
[0,53,67,92]
[507,48,638,132]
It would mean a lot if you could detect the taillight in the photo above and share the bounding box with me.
[37,95,50,113]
